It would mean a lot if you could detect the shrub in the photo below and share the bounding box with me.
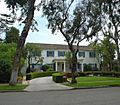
[0,43,25,83]
[100,71,113,77]
[113,72,120,77]
[84,64,92,71]
[78,72,87,76]
[47,67,54,71]
[52,73,64,83]
[17,76,23,83]
[0,60,11,83]
[41,64,53,71]
[26,71,57,80]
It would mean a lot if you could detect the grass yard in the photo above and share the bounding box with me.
[66,76,120,88]
[0,84,28,91]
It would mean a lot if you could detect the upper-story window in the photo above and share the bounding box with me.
[78,52,85,57]
[31,50,41,57]
[58,51,65,57]
[89,51,96,58]
[47,51,54,57]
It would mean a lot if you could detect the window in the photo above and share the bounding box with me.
[58,51,65,57]
[78,52,85,57]
[31,50,41,57]
[47,51,54,57]
[89,51,96,58]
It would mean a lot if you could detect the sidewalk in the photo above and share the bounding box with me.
[24,76,73,91]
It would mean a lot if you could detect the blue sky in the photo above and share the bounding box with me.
[0,0,89,45]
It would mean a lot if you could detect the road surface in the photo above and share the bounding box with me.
[0,87,120,105]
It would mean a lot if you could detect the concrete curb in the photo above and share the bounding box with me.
[1,85,120,93]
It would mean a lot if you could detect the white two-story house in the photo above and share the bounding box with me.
[28,43,99,72]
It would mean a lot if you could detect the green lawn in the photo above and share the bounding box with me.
[66,76,120,88]
[0,84,28,91]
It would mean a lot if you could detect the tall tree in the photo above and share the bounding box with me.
[90,37,116,71]
[3,0,37,85]
[94,0,120,69]
[5,27,19,43]
[9,0,36,85]
[0,0,43,85]
[42,0,102,83]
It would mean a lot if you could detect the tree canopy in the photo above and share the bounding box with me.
[42,0,102,83]
[5,27,19,43]
[93,0,120,66]
[0,43,16,83]
[90,36,116,71]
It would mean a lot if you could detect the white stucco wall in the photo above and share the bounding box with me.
[30,49,99,71]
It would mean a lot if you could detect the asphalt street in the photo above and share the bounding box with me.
[0,87,120,105]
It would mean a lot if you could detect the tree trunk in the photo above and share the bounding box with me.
[115,39,120,71]
[71,52,77,84]
[9,0,36,85]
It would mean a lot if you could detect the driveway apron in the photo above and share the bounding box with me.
[24,76,73,91]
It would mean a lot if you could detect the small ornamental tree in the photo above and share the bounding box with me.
[25,43,42,73]
[42,0,102,83]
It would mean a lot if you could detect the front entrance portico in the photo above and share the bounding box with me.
[53,59,84,72]
[53,59,67,72]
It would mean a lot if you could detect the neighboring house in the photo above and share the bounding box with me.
[27,43,99,72]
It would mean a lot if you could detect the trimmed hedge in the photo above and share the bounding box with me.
[26,71,57,80]
[52,73,64,83]
[64,71,120,78]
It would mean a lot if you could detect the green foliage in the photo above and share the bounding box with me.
[41,64,53,72]
[65,71,120,78]
[5,27,19,43]
[42,0,102,84]
[47,67,54,72]
[26,43,41,57]
[52,73,64,83]
[65,51,72,63]
[92,0,120,65]
[90,37,116,71]
[83,64,92,71]
[26,71,57,80]
[0,43,16,83]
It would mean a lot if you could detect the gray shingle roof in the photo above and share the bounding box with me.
[27,43,92,51]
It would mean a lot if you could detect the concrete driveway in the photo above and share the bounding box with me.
[24,76,73,91]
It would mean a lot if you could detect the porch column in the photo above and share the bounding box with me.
[63,61,66,72]
[55,62,58,71]
[81,64,84,72]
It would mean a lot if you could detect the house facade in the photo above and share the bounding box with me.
[28,43,99,72]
